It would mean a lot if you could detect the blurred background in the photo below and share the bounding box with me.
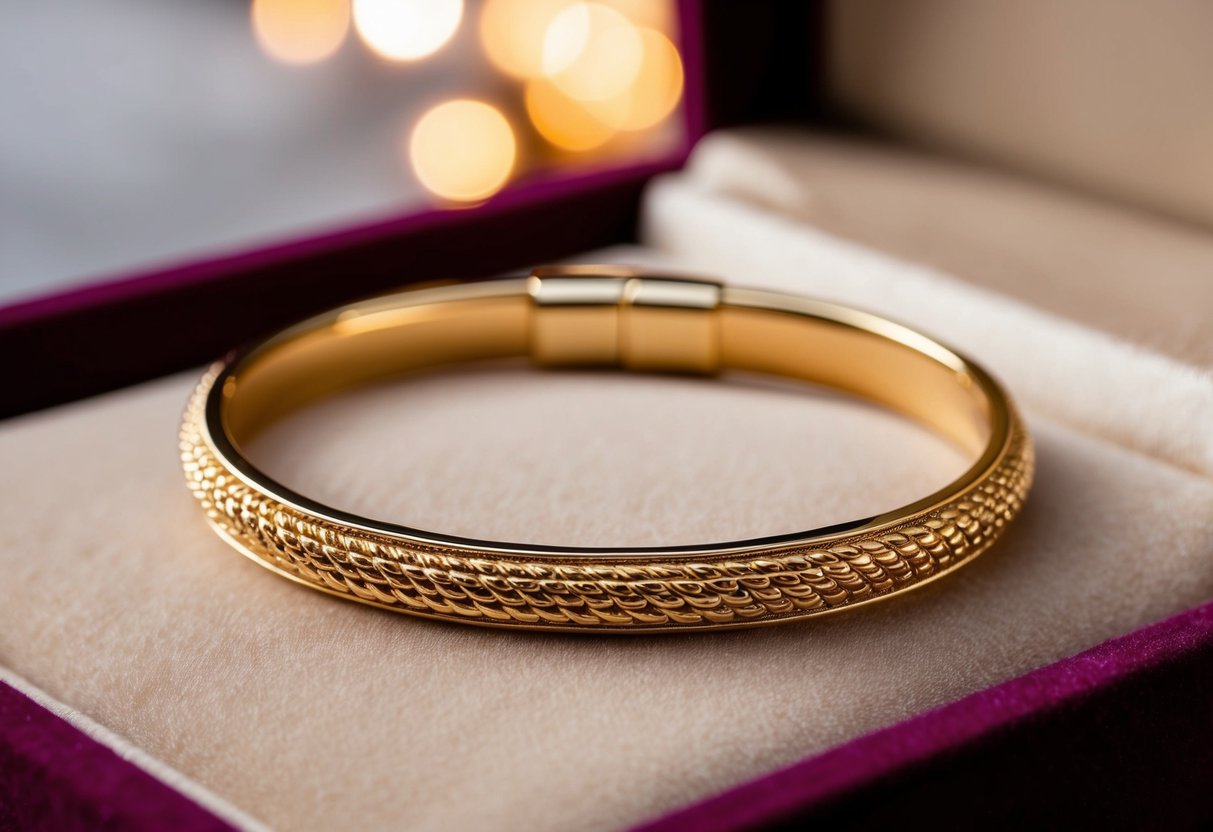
[0,0,684,304]
[6,0,1212,313]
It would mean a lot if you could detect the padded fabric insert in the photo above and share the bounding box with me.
[2,132,1212,830]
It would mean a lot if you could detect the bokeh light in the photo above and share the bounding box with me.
[525,79,619,151]
[250,0,684,197]
[540,4,591,77]
[251,0,350,65]
[353,0,463,62]
[543,3,643,101]
[479,0,573,79]
[599,0,674,31]
[408,100,516,202]
[525,22,683,153]
[587,28,683,132]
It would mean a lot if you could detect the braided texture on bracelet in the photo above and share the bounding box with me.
[180,368,1033,632]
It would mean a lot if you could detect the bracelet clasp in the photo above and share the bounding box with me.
[527,265,722,373]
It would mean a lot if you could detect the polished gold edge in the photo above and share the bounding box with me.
[180,272,1034,632]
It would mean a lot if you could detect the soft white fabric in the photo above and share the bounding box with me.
[645,157,1213,477]
[3,134,1213,831]
[683,130,1213,370]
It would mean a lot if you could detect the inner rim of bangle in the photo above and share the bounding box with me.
[207,282,1009,556]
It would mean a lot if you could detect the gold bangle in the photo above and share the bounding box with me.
[180,265,1033,633]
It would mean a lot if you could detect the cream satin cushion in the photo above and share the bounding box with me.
[3,131,1212,831]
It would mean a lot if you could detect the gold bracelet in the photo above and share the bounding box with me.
[180,265,1033,633]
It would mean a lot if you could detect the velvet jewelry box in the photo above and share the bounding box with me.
[4,2,1213,829]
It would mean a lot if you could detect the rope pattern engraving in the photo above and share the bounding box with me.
[181,368,1033,631]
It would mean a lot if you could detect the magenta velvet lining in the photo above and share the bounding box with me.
[0,682,233,831]
[636,601,1213,830]
[0,159,677,332]
[0,159,681,418]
